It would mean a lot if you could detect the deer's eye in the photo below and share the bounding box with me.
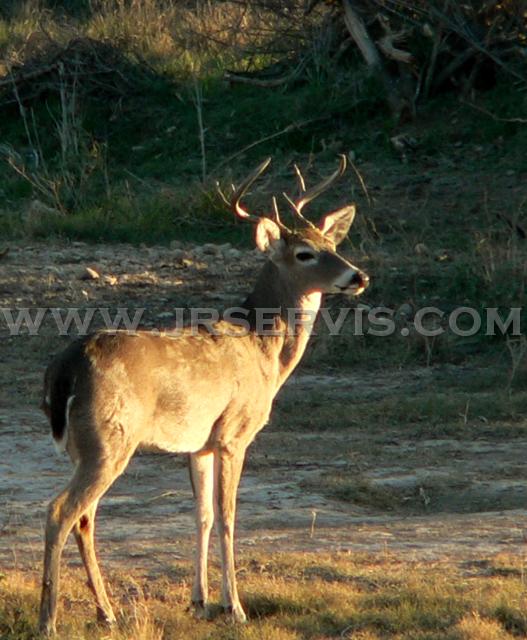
[295,250,317,263]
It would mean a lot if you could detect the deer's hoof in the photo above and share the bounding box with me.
[225,604,247,624]
[189,599,213,620]
[38,621,56,638]
[95,609,116,627]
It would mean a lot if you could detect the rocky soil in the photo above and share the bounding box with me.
[1,241,527,578]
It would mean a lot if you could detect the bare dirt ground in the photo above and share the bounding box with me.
[1,241,527,580]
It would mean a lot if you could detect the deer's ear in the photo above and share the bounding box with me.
[318,205,356,245]
[255,217,282,252]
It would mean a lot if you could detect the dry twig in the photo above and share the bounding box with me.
[461,98,527,124]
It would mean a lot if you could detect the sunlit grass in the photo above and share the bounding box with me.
[0,0,313,77]
[2,552,526,639]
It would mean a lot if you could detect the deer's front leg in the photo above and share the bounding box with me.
[189,451,215,617]
[214,445,247,623]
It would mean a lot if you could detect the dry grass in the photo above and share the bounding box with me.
[0,0,319,77]
[2,552,527,639]
[455,612,517,640]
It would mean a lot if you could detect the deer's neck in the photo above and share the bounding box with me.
[241,261,322,386]
[274,291,321,387]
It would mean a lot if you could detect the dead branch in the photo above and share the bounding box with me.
[0,37,159,108]
[0,64,58,88]
[422,26,443,98]
[377,33,414,64]
[211,116,329,176]
[224,59,306,87]
[342,0,407,118]
[432,47,477,91]
[342,0,383,69]
[428,3,527,84]
[461,99,527,124]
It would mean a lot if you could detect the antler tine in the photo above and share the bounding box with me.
[271,196,281,226]
[282,191,317,229]
[295,154,347,215]
[229,156,272,221]
[293,163,306,193]
[270,196,291,232]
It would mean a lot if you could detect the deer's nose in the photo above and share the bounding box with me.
[350,270,369,292]
[333,267,369,294]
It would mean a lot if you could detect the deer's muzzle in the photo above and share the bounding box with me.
[334,269,369,295]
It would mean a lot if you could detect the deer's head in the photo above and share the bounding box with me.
[223,156,369,297]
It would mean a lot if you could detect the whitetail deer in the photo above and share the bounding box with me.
[38,156,368,635]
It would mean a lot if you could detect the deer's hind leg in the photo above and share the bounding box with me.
[73,499,115,625]
[39,450,133,636]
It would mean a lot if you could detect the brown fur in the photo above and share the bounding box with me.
[38,197,368,636]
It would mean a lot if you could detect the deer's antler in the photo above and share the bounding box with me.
[285,155,347,227]
[219,155,347,232]
[271,196,287,230]
[226,157,272,222]
[218,157,290,232]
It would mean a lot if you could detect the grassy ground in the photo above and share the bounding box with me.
[2,242,527,638]
[2,552,527,640]
[2,3,527,639]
